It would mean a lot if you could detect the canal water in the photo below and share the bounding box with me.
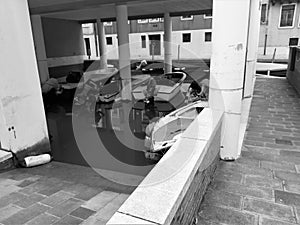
[45,62,210,177]
[46,89,182,176]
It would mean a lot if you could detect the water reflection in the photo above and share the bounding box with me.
[45,88,181,175]
[44,61,210,176]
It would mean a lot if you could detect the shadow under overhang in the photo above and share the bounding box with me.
[28,0,212,21]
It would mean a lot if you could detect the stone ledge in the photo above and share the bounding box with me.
[0,150,13,162]
[0,150,14,171]
[107,212,156,224]
[107,108,223,225]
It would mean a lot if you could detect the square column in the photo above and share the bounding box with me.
[96,19,108,69]
[244,0,261,97]
[164,13,172,74]
[31,15,49,83]
[0,0,50,156]
[116,4,132,101]
[209,0,251,160]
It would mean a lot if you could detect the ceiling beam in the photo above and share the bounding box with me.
[32,0,212,22]
[29,0,168,14]
[78,9,212,23]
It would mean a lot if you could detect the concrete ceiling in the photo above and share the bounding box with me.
[28,0,212,22]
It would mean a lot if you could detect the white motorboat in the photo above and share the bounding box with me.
[144,100,209,161]
[98,74,151,103]
[83,67,119,83]
[132,72,187,102]
[71,68,150,104]
[57,68,118,90]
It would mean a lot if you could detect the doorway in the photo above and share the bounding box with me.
[148,34,161,56]
[84,38,91,58]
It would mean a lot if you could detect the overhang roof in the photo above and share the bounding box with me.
[28,0,212,22]
[270,0,300,5]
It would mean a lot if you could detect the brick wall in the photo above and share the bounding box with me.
[171,129,221,225]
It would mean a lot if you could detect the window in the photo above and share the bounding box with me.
[138,19,148,24]
[204,12,212,19]
[261,3,268,24]
[289,37,299,46]
[106,37,113,45]
[181,15,193,21]
[141,35,146,48]
[84,38,91,56]
[279,4,296,28]
[149,18,160,23]
[104,22,112,26]
[205,32,212,42]
[82,24,93,35]
[182,33,191,43]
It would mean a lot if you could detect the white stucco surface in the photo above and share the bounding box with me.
[0,0,49,153]
[256,62,288,71]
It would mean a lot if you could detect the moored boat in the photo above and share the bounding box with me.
[144,100,209,161]
[132,72,187,102]
[98,74,151,103]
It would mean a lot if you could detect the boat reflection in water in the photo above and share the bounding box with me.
[47,69,195,176]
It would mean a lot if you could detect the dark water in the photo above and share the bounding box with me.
[46,91,178,176]
[45,62,210,177]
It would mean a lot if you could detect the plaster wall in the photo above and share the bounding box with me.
[42,17,85,77]
[0,0,50,156]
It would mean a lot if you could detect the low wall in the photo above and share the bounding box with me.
[170,133,220,225]
[287,47,300,95]
[107,108,223,225]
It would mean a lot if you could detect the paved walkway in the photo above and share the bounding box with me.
[1,76,299,225]
[0,162,135,225]
[198,77,300,225]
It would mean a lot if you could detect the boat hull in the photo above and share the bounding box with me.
[132,72,187,103]
[145,100,209,158]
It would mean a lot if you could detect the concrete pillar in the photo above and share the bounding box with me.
[164,13,172,74]
[0,0,50,155]
[116,4,132,101]
[209,0,250,160]
[244,0,261,97]
[31,15,49,84]
[96,19,108,69]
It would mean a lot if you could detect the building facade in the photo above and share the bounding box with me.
[83,14,213,60]
[258,0,300,59]
[83,0,300,61]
